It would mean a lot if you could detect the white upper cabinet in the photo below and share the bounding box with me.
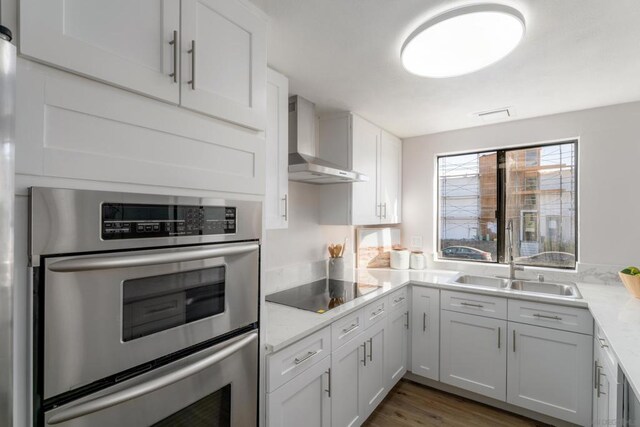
[20,0,266,130]
[20,0,181,104]
[265,68,289,229]
[319,113,402,225]
[181,0,266,129]
[379,130,402,224]
[351,115,381,225]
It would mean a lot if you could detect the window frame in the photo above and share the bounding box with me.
[436,139,578,270]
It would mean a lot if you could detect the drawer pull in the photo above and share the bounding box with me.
[598,337,609,348]
[361,343,367,366]
[460,302,484,308]
[371,308,384,317]
[294,350,318,365]
[342,323,358,335]
[393,296,405,304]
[533,313,562,321]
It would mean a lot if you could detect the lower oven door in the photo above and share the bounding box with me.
[44,330,258,427]
[41,242,259,400]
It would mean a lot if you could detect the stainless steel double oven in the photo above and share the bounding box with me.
[29,188,261,426]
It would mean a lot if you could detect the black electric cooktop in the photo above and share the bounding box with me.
[265,279,381,314]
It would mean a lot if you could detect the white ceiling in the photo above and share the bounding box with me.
[250,0,640,138]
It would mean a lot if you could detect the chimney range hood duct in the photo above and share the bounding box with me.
[288,95,368,184]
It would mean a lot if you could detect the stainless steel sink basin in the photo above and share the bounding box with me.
[508,280,582,298]
[454,275,509,289]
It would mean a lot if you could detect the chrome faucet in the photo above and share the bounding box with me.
[507,219,524,280]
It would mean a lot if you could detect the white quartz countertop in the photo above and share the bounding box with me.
[264,267,640,398]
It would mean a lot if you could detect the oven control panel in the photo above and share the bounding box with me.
[101,203,236,240]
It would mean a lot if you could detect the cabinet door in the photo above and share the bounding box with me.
[507,323,592,426]
[379,130,402,224]
[181,0,266,130]
[331,333,365,427]
[267,356,331,427]
[359,321,387,419]
[411,287,440,381]
[440,310,507,401]
[265,68,289,229]
[386,308,409,388]
[20,0,180,103]
[351,115,380,225]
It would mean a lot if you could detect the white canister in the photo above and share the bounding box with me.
[390,248,410,270]
[410,251,426,270]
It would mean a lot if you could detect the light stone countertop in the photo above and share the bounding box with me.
[264,267,640,398]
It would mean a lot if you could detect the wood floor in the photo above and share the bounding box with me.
[363,380,551,427]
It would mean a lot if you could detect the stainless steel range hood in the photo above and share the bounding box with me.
[288,95,368,184]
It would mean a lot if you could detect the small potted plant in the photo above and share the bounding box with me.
[619,266,640,298]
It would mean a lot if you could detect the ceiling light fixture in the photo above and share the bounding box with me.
[401,4,525,78]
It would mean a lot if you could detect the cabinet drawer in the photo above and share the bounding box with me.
[595,324,618,371]
[331,309,365,350]
[388,287,408,312]
[267,326,331,392]
[507,300,592,335]
[363,297,388,329]
[441,290,507,319]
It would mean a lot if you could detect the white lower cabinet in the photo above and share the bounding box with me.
[359,320,387,419]
[440,310,507,401]
[267,355,331,427]
[385,307,409,388]
[331,333,365,427]
[411,287,440,380]
[507,323,592,426]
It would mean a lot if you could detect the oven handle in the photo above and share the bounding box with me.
[47,243,259,272]
[46,331,258,425]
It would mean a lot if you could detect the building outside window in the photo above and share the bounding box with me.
[438,141,576,269]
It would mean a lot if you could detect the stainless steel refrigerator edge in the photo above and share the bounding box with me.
[0,25,15,427]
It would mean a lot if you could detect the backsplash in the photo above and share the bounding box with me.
[264,255,356,295]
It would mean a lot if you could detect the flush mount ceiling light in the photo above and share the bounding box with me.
[401,4,525,78]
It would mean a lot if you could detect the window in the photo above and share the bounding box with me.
[438,141,577,269]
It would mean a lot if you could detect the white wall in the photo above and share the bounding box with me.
[402,100,640,268]
[263,181,352,272]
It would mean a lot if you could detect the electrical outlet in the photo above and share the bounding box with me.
[410,236,423,249]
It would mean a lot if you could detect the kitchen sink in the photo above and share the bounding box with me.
[508,280,582,298]
[454,275,509,289]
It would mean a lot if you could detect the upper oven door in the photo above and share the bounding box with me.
[41,241,259,400]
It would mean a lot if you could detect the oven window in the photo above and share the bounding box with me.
[122,266,225,342]
[152,384,231,426]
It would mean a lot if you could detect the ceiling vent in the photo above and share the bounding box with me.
[474,107,513,123]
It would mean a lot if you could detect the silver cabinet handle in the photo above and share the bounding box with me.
[513,329,516,352]
[405,311,409,330]
[368,337,373,362]
[533,313,562,321]
[598,337,609,348]
[168,30,178,83]
[282,194,288,220]
[371,308,384,318]
[498,327,501,349]
[596,364,607,397]
[294,350,318,365]
[342,323,358,335]
[325,368,331,397]
[383,203,387,219]
[187,40,196,90]
[361,342,367,366]
[460,302,484,308]
[594,360,599,389]
[48,243,258,272]
[47,332,257,425]
[423,312,427,332]
[393,296,405,304]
